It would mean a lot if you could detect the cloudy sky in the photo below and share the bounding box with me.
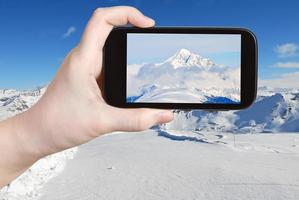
[0,0,299,89]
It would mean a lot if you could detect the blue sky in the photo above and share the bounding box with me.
[127,34,241,67]
[1,0,299,89]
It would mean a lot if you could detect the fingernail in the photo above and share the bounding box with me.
[145,16,155,24]
[156,110,174,124]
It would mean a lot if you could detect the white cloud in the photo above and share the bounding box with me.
[274,43,299,57]
[260,71,299,89]
[62,26,76,38]
[274,61,299,68]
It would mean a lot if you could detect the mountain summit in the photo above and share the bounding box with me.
[164,48,215,69]
[128,48,241,103]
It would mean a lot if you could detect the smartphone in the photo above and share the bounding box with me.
[103,27,257,110]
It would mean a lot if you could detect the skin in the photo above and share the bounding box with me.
[0,6,174,188]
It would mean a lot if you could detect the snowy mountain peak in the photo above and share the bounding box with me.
[176,48,192,57]
[165,48,214,69]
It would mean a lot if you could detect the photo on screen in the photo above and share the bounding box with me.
[126,34,241,104]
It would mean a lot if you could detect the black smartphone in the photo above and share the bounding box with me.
[103,27,257,110]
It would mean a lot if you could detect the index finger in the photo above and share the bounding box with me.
[79,6,155,53]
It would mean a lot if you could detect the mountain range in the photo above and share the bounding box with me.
[1,86,298,132]
[164,86,299,133]
[127,48,240,103]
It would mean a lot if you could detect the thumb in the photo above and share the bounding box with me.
[80,6,155,54]
[106,107,174,132]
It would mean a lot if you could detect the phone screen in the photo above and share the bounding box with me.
[126,33,241,104]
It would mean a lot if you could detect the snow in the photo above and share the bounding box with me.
[161,48,214,69]
[40,130,299,200]
[0,87,46,120]
[0,148,77,200]
[163,87,299,133]
[126,48,241,103]
[0,87,78,200]
[1,86,299,200]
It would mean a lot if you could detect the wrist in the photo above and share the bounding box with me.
[0,113,41,182]
[0,107,49,186]
[9,103,59,164]
[16,100,70,158]
[9,112,44,163]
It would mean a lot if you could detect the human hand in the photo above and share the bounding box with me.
[17,6,173,158]
[1,6,174,187]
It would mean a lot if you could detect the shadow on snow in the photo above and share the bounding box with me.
[157,130,212,144]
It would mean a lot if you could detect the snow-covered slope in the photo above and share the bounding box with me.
[127,49,240,103]
[0,87,46,120]
[1,85,298,136]
[40,130,299,200]
[1,85,299,199]
[164,87,299,133]
[0,86,78,200]
[161,48,215,69]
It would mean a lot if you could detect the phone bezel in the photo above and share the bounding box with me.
[103,27,257,110]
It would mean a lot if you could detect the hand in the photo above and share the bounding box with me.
[21,6,174,156]
[0,6,173,187]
